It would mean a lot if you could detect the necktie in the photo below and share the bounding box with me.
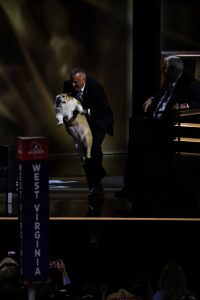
[153,82,176,118]
[76,90,83,102]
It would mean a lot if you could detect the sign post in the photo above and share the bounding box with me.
[17,137,49,299]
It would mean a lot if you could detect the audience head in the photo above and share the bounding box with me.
[78,280,102,300]
[127,272,153,300]
[158,261,187,300]
[0,256,20,299]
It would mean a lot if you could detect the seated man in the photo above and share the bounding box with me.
[116,55,200,200]
[143,55,200,117]
[116,56,200,219]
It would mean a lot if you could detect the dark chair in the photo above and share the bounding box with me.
[0,145,17,215]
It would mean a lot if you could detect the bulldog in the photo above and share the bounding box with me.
[54,93,93,160]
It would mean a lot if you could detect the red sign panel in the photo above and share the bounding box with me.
[17,137,48,161]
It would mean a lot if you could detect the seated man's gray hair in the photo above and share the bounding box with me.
[164,55,184,72]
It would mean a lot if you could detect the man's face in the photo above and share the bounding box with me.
[71,72,86,91]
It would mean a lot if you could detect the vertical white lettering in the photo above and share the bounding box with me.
[35,249,41,258]
[34,267,41,275]
[34,181,39,190]
[35,222,40,230]
[34,204,40,212]
[32,164,41,172]
[34,191,40,198]
[32,163,42,276]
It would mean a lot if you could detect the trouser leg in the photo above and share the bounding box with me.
[84,127,106,216]
[83,127,106,189]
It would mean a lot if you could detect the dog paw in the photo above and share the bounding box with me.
[57,122,64,126]
[81,156,87,165]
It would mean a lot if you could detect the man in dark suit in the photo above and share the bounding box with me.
[63,67,114,216]
[143,55,200,117]
[116,56,200,217]
[139,55,200,216]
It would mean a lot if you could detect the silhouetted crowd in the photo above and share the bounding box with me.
[0,254,198,300]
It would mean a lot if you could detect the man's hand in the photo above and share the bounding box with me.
[56,259,71,286]
[63,116,75,127]
[143,98,153,113]
[55,259,66,274]
[63,110,79,126]
[80,109,91,116]
[172,103,189,110]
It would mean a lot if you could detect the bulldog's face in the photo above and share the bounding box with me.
[54,93,83,121]
[54,93,68,109]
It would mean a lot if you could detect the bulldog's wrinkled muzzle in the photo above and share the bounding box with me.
[55,95,63,106]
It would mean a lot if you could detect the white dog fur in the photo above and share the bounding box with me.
[54,93,92,160]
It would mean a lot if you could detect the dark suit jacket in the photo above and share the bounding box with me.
[147,72,200,118]
[63,77,114,136]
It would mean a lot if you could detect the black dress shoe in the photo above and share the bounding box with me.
[88,183,105,201]
[87,186,104,217]
[86,203,102,217]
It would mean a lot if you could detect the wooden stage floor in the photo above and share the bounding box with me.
[2,173,200,220]
[0,176,132,218]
